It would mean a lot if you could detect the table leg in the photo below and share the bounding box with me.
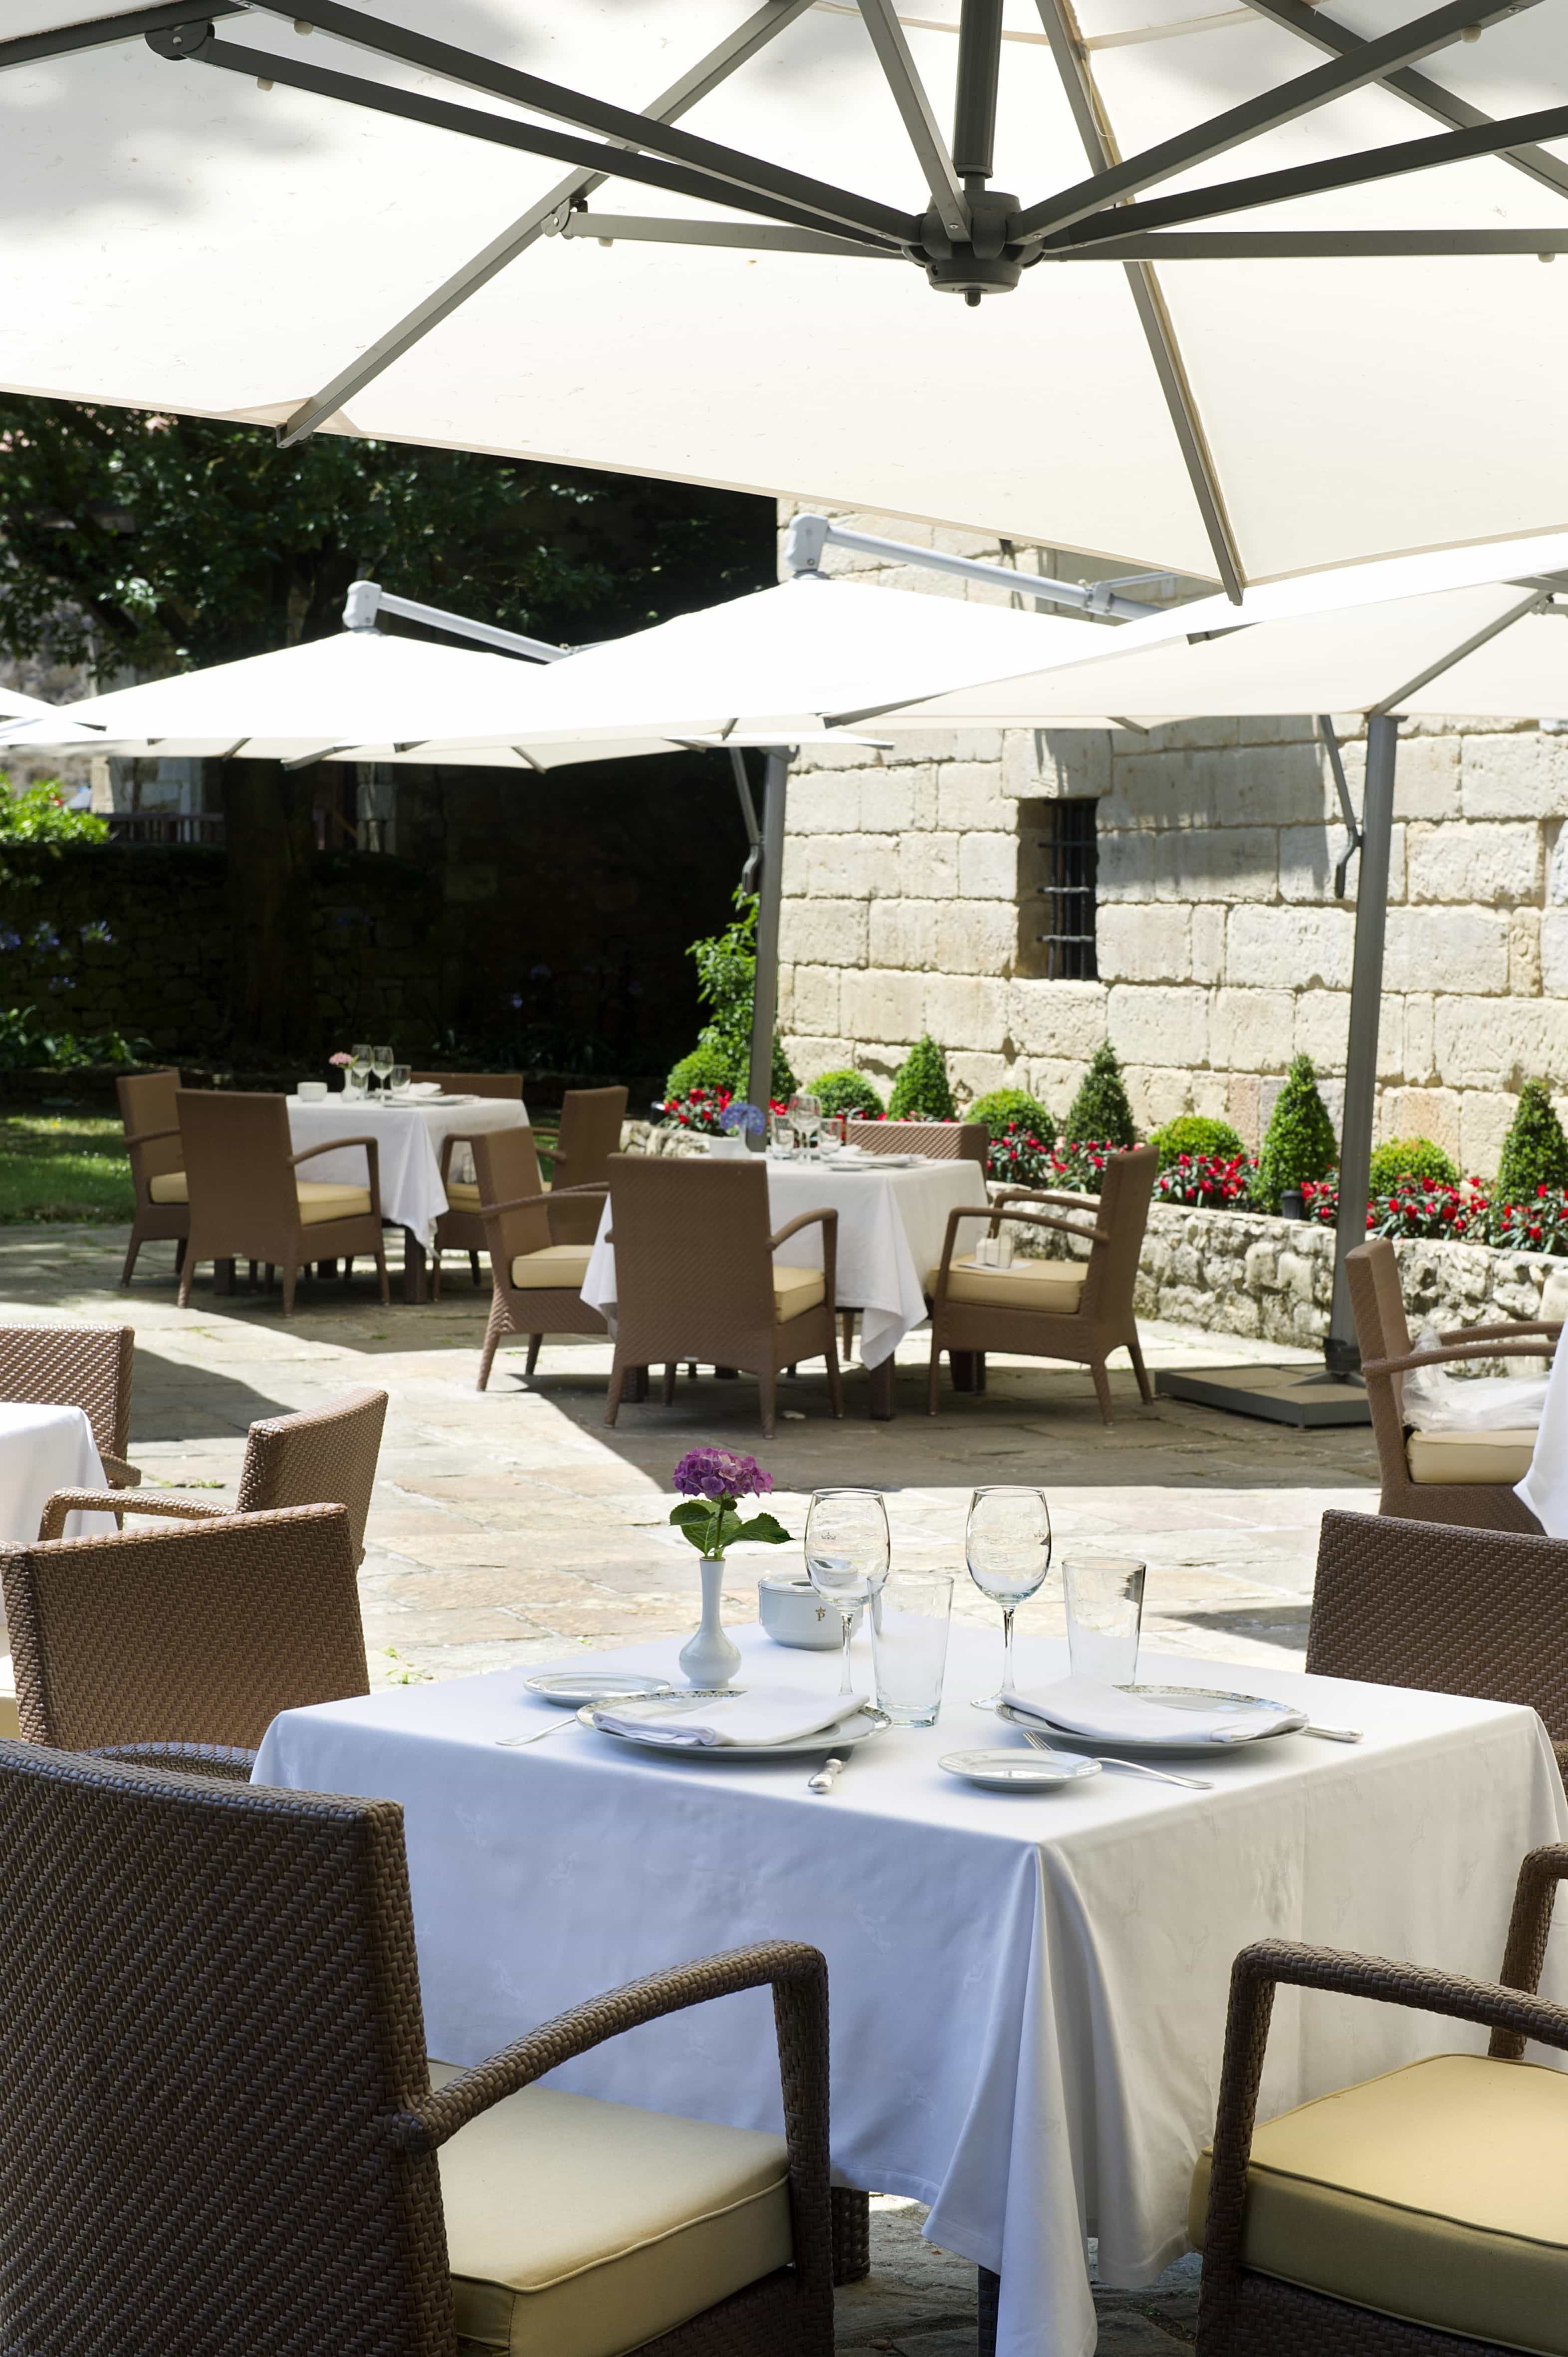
[978,2265,1000,2357]
[214,1258,234,1296]
[315,1259,338,1281]
[951,1350,979,1393]
[866,1356,896,1420]
[402,1232,429,1306]
[625,1365,650,1404]
[830,2187,871,2285]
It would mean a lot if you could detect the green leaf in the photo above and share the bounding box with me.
[735,1512,792,1546]
[675,1521,716,1553]
[669,1500,715,1529]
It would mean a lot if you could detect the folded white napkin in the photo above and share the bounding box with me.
[592,1685,869,1749]
[1008,1678,1305,1746]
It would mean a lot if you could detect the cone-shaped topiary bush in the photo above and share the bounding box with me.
[968,1087,1056,1147]
[888,1034,956,1121]
[1495,1079,1568,1203]
[811,1069,885,1121]
[1367,1136,1458,1194]
[1064,1042,1136,1149]
[1150,1114,1244,1169]
[1254,1054,1338,1210]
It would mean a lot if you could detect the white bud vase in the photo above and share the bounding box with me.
[679,1557,742,1688]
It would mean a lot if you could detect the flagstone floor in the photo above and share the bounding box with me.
[3,1222,1383,2352]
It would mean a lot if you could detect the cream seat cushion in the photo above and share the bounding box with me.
[773,1265,826,1323]
[447,1179,481,1209]
[1189,2053,1568,2355]
[295,1180,373,1227]
[509,1244,594,1290]
[1406,1427,1538,1484]
[925,1256,1088,1316]
[428,2062,792,2357]
[147,1171,187,1203]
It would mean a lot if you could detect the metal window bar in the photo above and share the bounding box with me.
[1035,799,1098,979]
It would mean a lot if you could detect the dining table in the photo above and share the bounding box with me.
[284,1090,529,1303]
[579,1151,990,1414]
[252,1619,1568,2357]
[0,1401,117,1542]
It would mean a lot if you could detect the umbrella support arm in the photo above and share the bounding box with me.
[1325,713,1399,1376]
[1321,717,1361,900]
[731,750,763,896]
[341,579,568,663]
[782,515,1163,620]
[746,749,792,1126]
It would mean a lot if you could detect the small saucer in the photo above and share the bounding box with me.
[523,1671,679,1709]
[939,1747,1103,1791]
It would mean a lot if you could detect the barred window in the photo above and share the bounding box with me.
[1018,797,1098,980]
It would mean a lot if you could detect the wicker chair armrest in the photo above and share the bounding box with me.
[1491,1844,1568,2057]
[85,1741,257,1782]
[1364,1339,1558,1378]
[122,1124,181,1150]
[37,1487,228,1542]
[289,1134,382,1214]
[769,1208,838,1251]
[1437,1320,1563,1344]
[992,1185,1100,1211]
[99,1454,141,1490]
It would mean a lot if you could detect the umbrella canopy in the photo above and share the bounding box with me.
[0,682,103,747]
[6,0,1568,590]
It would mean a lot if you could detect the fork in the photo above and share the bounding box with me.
[1016,1725,1213,1792]
[495,1717,585,1748]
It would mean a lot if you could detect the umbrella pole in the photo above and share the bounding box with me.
[1325,711,1399,1374]
[746,746,792,1131]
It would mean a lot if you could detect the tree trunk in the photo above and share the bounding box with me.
[221,758,316,1057]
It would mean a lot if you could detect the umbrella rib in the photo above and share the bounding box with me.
[276,0,819,448]
[1012,0,1537,244]
[852,0,970,241]
[0,0,243,74]
[561,213,896,255]
[1236,0,1568,207]
[1035,228,1568,255]
[1368,591,1546,716]
[1032,0,1244,603]
[241,0,914,247]
[1027,94,1568,249]
[184,34,917,248]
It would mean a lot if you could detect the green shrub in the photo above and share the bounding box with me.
[811,1068,884,1121]
[1367,1136,1458,1194]
[675,892,795,1108]
[1064,1043,1136,1150]
[0,777,108,848]
[888,1034,956,1122]
[1495,1078,1568,1203]
[1254,1054,1337,1210]
[664,1040,735,1101]
[968,1087,1055,1147]
[1150,1114,1244,1170]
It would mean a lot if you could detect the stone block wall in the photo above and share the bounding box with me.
[776,504,1568,1179]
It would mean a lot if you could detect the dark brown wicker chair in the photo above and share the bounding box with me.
[409,1072,524,1098]
[474,1127,609,1390]
[0,1741,834,2357]
[925,1144,1157,1421]
[0,1322,140,1489]
[1308,1507,1568,1779]
[1192,1842,1568,2357]
[418,1074,525,1293]
[116,1066,189,1287]
[1347,1237,1552,1531]
[40,1384,388,1564]
[548,1084,631,1245]
[604,1155,843,1440]
[176,1089,390,1316]
[846,1116,988,1165]
[0,1500,368,1775]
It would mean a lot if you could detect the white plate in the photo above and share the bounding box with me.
[524,1670,678,1709]
[1007,1685,1308,1756]
[579,1691,892,1758]
[825,1152,921,1170]
[940,1747,1103,1790]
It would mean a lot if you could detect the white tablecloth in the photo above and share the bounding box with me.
[285,1095,528,1250]
[253,1621,1568,2357]
[1517,1326,1568,1534]
[581,1157,988,1366]
[0,1402,116,1542]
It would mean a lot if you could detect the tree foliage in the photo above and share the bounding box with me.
[1064,1042,1136,1148]
[1495,1079,1568,1203]
[674,893,795,1103]
[1255,1053,1338,1209]
[888,1034,956,1121]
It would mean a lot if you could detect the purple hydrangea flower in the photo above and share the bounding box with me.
[719,1099,765,1136]
[672,1447,772,1503]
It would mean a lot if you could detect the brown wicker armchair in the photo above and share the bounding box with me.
[473,1127,609,1390]
[0,1742,834,2357]
[548,1084,630,1244]
[176,1089,390,1315]
[846,1116,988,1165]
[413,1073,524,1292]
[925,1144,1157,1421]
[1191,1843,1568,2357]
[0,1499,368,1776]
[1347,1237,1552,1531]
[0,1322,140,1489]
[1308,1507,1568,1780]
[116,1066,189,1287]
[604,1155,843,1440]
[41,1383,388,1563]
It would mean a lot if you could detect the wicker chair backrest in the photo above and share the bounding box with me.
[0,1742,450,2356]
[116,1067,184,1192]
[471,1126,550,1264]
[410,1071,522,1100]
[1078,1146,1158,1320]
[554,1086,628,1189]
[237,1386,388,1561]
[1309,1508,1568,1749]
[1346,1239,1413,1419]
[2,1502,370,1752]
[847,1118,988,1166]
[607,1154,777,1354]
[176,1090,300,1232]
[0,1324,133,1463]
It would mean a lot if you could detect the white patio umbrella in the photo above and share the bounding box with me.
[0,683,101,744]
[6,0,1568,592]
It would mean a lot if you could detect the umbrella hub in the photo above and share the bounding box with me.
[916,193,1022,301]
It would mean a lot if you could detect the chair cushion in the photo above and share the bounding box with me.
[147,1171,187,1204]
[1406,1427,1538,1484]
[509,1244,594,1291]
[429,2063,793,2357]
[447,1180,481,1209]
[1188,2053,1568,2356]
[296,1180,374,1227]
[925,1256,1088,1315]
[774,1265,826,1323]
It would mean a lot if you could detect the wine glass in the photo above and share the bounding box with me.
[966,1485,1052,1710]
[791,1092,822,1160]
[372,1043,394,1100]
[804,1487,890,1695]
[388,1062,410,1098]
[349,1042,373,1099]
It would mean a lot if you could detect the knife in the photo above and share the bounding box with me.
[808,1754,847,1795]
